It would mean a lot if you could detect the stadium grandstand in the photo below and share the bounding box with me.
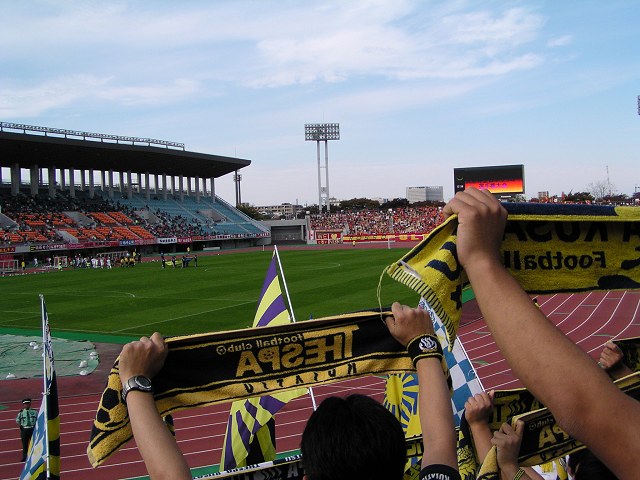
[4,122,636,270]
[308,205,444,245]
[0,122,269,271]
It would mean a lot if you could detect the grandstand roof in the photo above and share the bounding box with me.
[0,131,251,178]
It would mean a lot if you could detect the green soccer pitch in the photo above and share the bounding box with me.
[0,248,420,343]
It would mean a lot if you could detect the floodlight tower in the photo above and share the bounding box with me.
[233,171,242,206]
[305,123,340,213]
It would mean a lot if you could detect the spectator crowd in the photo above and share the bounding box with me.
[115,189,636,480]
[0,191,215,246]
[310,205,444,235]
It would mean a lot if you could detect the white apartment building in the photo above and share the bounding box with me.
[406,186,444,203]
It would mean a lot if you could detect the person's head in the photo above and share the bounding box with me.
[22,398,31,408]
[567,449,617,480]
[300,394,406,480]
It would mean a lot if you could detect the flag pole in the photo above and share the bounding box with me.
[39,294,51,479]
[273,246,318,411]
[273,246,296,323]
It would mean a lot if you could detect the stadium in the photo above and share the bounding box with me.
[1,124,639,480]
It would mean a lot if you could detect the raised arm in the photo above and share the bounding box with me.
[443,188,640,478]
[464,391,494,463]
[118,332,191,480]
[385,302,458,471]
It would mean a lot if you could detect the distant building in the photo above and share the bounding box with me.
[406,186,444,203]
[329,197,341,208]
[254,203,302,219]
[538,191,550,201]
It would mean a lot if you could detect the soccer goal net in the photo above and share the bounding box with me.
[98,251,128,261]
[53,256,69,268]
[0,259,18,274]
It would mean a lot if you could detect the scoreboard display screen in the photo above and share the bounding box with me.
[454,165,524,195]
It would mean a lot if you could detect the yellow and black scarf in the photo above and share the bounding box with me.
[187,373,640,480]
[88,309,416,466]
[90,203,640,469]
[386,203,640,345]
[457,372,640,480]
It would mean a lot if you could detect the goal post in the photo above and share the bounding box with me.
[0,259,18,274]
[53,256,68,268]
[97,251,129,261]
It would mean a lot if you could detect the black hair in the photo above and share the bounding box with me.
[568,449,617,480]
[300,394,406,480]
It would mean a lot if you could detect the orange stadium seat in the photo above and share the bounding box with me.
[90,212,118,225]
[113,226,139,240]
[80,228,106,241]
[8,233,24,243]
[129,225,155,239]
[109,212,133,224]
[23,231,48,242]
[60,229,89,242]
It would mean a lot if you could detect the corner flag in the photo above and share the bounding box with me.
[20,295,61,480]
[220,250,308,470]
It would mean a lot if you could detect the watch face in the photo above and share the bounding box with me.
[135,376,152,389]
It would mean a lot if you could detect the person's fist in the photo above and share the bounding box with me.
[119,332,168,383]
[464,391,494,426]
[385,302,435,347]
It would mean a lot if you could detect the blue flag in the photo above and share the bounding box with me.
[420,297,483,424]
[385,299,482,429]
[384,298,483,473]
[20,295,60,480]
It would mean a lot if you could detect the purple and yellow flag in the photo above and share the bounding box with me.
[220,251,308,470]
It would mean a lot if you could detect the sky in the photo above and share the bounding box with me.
[1,0,639,206]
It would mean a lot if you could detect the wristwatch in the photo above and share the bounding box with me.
[122,375,153,403]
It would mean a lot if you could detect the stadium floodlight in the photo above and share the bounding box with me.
[304,123,340,141]
[305,123,340,213]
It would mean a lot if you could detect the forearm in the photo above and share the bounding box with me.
[126,392,191,480]
[466,258,640,475]
[443,189,640,477]
[417,357,457,469]
[468,421,492,463]
[499,464,520,480]
[466,258,616,419]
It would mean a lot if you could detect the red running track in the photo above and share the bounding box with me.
[1,291,639,480]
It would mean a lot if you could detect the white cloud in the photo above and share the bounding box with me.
[0,75,202,118]
[99,79,201,106]
[9,1,638,204]
[247,4,546,87]
[438,8,543,46]
[547,35,572,47]
[0,1,552,127]
[2,1,547,89]
[304,81,484,117]
[0,75,110,118]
